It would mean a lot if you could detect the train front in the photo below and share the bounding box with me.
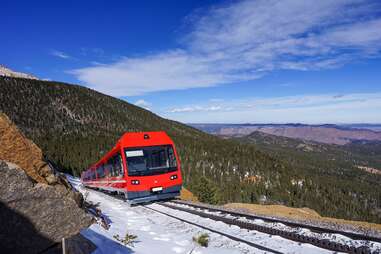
[121,132,182,204]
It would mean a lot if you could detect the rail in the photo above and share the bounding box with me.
[159,200,378,254]
[143,205,284,254]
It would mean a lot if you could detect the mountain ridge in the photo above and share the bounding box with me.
[191,123,381,145]
[0,65,38,80]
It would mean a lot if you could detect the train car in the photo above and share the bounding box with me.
[81,131,182,204]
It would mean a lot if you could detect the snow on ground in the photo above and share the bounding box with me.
[147,203,333,254]
[67,175,336,254]
[170,202,381,253]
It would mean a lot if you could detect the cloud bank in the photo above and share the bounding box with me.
[164,92,381,124]
[71,0,381,96]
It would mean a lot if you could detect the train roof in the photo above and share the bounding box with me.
[118,131,174,148]
[88,131,174,170]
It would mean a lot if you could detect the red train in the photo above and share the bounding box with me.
[81,131,182,204]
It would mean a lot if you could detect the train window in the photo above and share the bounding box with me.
[125,145,177,176]
[167,147,177,167]
[97,164,105,178]
[119,154,124,176]
[102,164,106,178]
[107,158,113,177]
[113,153,123,177]
[107,157,115,177]
[105,159,112,178]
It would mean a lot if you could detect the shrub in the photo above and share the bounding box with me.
[113,232,138,246]
[193,233,209,247]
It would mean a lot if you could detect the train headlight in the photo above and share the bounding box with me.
[170,174,178,180]
[131,180,140,185]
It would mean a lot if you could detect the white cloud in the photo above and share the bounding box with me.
[164,93,381,124]
[71,0,381,96]
[51,50,71,59]
[71,50,246,96]
[134,99,152,110]
[168,105,222,113]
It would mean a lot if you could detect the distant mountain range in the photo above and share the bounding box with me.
[190,123,381,145]
[0,65,38,80]
[341,124,381,132]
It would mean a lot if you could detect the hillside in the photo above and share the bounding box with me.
[191,123,381,145]
[1,76,381,224]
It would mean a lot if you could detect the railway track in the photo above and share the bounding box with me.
[143,205,284,254]
[172,200,381,243]
[152,200,380,254]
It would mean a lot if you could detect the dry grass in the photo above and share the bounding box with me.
[180,187,198,202]
[225,203,381,232]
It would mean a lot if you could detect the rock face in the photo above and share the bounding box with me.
[0,113,93,253]
[0,161,93,254]
[0,112,52,183]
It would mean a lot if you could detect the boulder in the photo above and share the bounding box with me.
[0,161,93,254]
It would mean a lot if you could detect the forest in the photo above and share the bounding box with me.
[1,76,380,223]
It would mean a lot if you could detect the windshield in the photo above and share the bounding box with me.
[125,145,178,176]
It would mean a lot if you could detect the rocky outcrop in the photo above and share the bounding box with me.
[0,65,38,80]
[0,112,52,183]
[0,113,94,253]
[0,161,93,254]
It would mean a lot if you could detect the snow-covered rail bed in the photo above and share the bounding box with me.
[147,202,337,254]
[164,201,381,254]
[66,176,294,253]
[67,174,380,254]
[144,204,283,254]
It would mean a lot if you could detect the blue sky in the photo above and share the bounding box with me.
[2,0,381,123]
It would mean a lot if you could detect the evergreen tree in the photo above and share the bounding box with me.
[194,177,219,204]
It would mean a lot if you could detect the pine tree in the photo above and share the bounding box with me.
[194,177,219,204]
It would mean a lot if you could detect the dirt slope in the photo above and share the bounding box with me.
[225,203,381,232]
[180,187,198,202]
[0,112,50,183]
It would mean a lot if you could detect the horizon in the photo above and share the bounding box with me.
[2,0,381,123]
[188,122,381,125]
